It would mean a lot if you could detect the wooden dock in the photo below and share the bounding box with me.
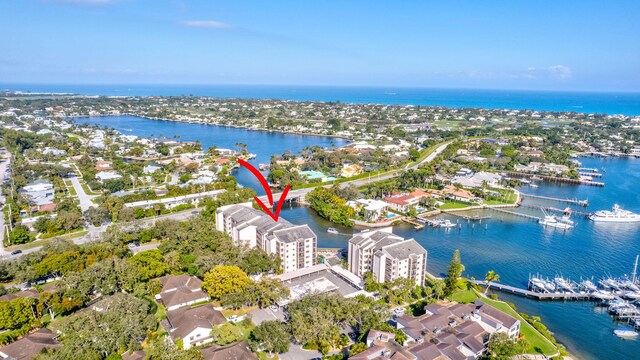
[520,193,588,207]
[402,218,425,229]
[472,280,593,300]
[490,207,541,221]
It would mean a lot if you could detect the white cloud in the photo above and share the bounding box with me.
[519,65,572,81]
[180,20,232,29]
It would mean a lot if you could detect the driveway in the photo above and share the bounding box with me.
[69,175,98,212]
[248,307,284,325]
[279,345,322,360]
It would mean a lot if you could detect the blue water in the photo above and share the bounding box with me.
[74,115,347,194]
[6,83,640,115]
[77,115,640,359]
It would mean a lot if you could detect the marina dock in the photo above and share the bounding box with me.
[471,280,592,300]
[520,193,588,207]
[503,171,604,187]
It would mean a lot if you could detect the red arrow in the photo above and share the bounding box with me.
[238,158,290,222]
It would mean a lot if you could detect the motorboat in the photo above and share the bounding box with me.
[580,280,598,292]
[554,277,575,292]
[439,220,457,228]
[591,290,615,300]
[539,215,573,229]
[327,228,339,234]
[590,204,640,223]
[614,328,639,338]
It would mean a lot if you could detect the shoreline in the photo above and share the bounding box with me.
[71,113,354,142]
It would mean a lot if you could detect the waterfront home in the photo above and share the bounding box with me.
[429,185,479,203]
[216,203,317,273]
[155,274,210,311]
[347,199,389,222]
[348,228,427,286]
[341,163,364,178]
[453,171,502,189]
[165,304,226,350]
[384,194,420,213]
[0,328,61,360]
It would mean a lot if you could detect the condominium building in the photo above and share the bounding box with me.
[348,228,427,286]
[216,203,317,273]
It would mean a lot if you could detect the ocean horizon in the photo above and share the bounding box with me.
[3,83,640,116]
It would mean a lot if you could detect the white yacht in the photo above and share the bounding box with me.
[614,328,639,338]
[539,215,573,229]
[440,220,457,228]
[590,204,640,223]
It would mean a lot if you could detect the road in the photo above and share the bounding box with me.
[0,209,202,260]
[0,152,10,256]
[68,175,98,213]
[257,141,451,203]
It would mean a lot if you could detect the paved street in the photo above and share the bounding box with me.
[0,151,11,256]
[68,175,98,212]
[279,345,322,360]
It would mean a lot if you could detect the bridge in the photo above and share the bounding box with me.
[257,142,451,204]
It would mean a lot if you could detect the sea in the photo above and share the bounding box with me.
[3,83,640,116]
[76,114,640,360]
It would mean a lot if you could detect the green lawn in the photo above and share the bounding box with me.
[439,201,473,210]
[477,292,558,356]
[80,181,101,195]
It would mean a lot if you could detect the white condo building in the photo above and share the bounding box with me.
[348,228,427,286]
[216,203,317,273]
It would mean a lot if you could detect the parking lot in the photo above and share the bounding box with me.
[248,306,286,325]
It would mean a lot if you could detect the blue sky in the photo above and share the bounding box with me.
[1,0,639,91]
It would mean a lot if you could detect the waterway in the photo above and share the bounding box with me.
[77,115,640,359]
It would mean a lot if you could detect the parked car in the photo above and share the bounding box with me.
[269,305,278,312]
[11,250,22,255]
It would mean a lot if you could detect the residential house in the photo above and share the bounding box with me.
[0,328,61,360]
[95,171,123,182]
[348,228,427,286]
[347,199,389,222]
[341,163,364,178]
[156,274,209,311]
[216,203,317,273]
[166,304,226,350]
[200,340,258,360]
[94,160,113,171]
[384,194,420,213]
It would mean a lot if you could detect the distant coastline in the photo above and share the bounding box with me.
[6,84,640,116]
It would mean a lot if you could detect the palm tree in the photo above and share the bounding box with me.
[484,270,500,295]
